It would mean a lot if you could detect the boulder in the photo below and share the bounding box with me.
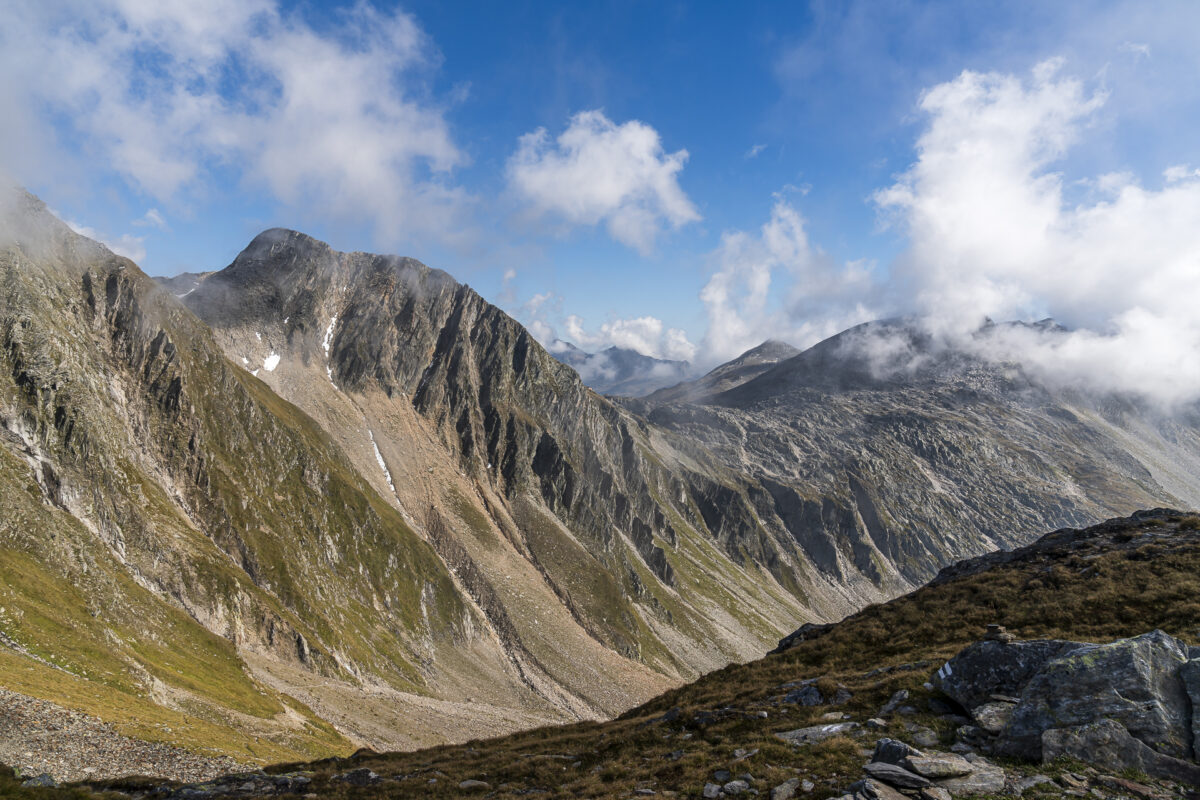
[723,779,750,795]
[871,738,923,765]
[970,701,1014,735]
[459,779,491,790]
[848,778,910,800]
[1042,719,1200,786]
[907,724,940,748]
[1182,659,1200,757]
[770,777,800,800]
[918,787,952,800]
[776,721,859,745]
[1001,630,1192,760]
[934,638,1085,710]
[785,685,824,705]
[862,762,931,789]
[332,768,380,786]
[935,757,1006,795]
[703,783,722,799]
[901,753,974,779]
[879,690,909,716]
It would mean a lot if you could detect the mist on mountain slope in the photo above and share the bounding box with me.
[693,61,1200,409]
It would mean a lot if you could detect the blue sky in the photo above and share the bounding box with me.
[4,1,1200,375]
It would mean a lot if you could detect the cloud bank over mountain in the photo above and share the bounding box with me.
[698,59,1200,406]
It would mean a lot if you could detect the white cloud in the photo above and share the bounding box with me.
[565,314,696,362]
[698,199,876,365]
[133,208,168,230]
[745,144,766,159]
[507,110,699,254]
[0,0,466,245]
[874,59,1200,406]
[1118,41,1151,61]
[60,215,147,263]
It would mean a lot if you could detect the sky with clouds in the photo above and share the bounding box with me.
[3,0,1200,392]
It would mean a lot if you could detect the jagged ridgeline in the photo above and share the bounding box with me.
[3,186,1200,769]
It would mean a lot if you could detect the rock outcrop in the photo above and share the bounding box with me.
[935,629,1200,783]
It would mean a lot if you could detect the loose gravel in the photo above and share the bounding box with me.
[0,687,248,783]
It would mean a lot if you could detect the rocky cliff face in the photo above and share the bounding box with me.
[0,192,541,763]
[628,320,1200,588]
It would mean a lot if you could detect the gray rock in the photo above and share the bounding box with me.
[776,721,860,745]
[724,779,750,795]
[333,768,380,786]
[785,685,825,705]
[848,778,910,800]
[771,778,800,800]
[715,770,733,783]
[908,725,940,748]
[801,779,815,793]
[459,779,491,790]
[919,787,952,800]
[703,783,722,799]
[1042,719,1200,786]
[21,774,56,788]
[1014,775,1056,793]
[872,738,924,765]
[971,701,1015,735]
[935,639,1085,710]
[833,688,853,705]
[935,756,1006,795]
[879,690,910,716]
[901,753,974,778]
[1182,659,1200,757]
[862,762,932,789]
[1002,630,1193,760]
[866,718,888,730]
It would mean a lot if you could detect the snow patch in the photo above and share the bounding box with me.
[241,357,249,365]
[263,352,280,372]
[251,369,260,377]
[323,315,338,356]
[255,331,262,341]
[368,430,396,494]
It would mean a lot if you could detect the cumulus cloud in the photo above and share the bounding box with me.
[0,0,466,245]
[699,199,876,364]
[58,214,147,263]
[873,58,1200,406]
[133,208,169,230]
[507,110,700,254]
[565,315,696,362]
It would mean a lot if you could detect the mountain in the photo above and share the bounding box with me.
[548,341,694,397]
[4,188,1200,778]
[155,270,214,299]
[640,339,800,404]
[66,509,1200,798]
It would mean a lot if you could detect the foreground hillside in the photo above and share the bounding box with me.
[48,508,1192,799]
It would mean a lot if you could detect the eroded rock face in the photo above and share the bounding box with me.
[934,628,1200,785]
[935,639,1086,711]
[1042,720,1200,787]
[1182,660,1200,757]
[1002,630,1193,760]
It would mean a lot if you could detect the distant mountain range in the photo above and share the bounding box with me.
[3,187,1199,774]
[547,340,694,397]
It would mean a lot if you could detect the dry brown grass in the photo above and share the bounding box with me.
[221,515,1200,799]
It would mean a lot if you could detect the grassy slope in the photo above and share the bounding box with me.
[0,204,471,764]
[244,511,1200,798]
